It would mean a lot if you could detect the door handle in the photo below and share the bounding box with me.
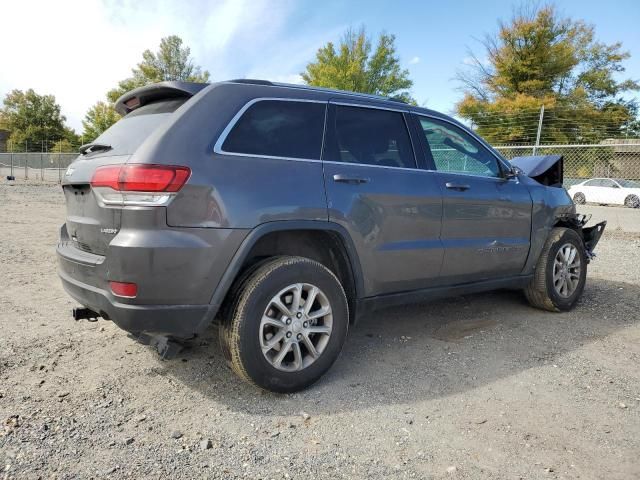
[333,174,370,184]
[445,182,470,191]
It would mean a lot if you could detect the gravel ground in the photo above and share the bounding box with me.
[1,183,639,479]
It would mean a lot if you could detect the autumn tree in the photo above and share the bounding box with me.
[302,28,414,103]
[456,4,639,144]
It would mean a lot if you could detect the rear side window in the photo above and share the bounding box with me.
[221,100,326,159]
[327,105,415,168]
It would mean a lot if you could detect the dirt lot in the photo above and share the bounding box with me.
[1,183,639,480]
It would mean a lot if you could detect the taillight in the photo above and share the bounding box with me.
[91,164,190,206]
[110,281,138,298]
[90,165,122,190]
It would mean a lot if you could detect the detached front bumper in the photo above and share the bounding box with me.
[582,221,606,259]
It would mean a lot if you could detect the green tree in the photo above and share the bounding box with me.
[1,89,70,151]
[82,101,121,143]
[302,28,414,103]
[51,138,77,153]
[456,4,639,144]
[107,35,210,103]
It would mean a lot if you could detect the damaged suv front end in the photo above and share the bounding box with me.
[510,153,606,263]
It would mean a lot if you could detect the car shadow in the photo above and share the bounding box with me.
[161,277,638,414]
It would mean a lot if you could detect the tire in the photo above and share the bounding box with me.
[219,256,349,393]
[572,192,586,205]
[524,227,587,312]
[217,258,272,366]
[624,195,640,208]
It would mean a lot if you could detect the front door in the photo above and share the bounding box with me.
[322,102,444,296]
[414,114,533,283]
[584,179,605,203]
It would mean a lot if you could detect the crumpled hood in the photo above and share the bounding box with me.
[510,154,563,187]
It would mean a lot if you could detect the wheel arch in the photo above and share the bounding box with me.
[202,221,364,332]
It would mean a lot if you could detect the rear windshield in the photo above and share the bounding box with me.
[87,98,186,156]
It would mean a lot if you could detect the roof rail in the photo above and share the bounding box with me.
[271,82,407,104]
[226,79,407,104]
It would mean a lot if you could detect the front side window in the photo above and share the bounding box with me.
[327,105,415,169]
[600,179,617,188]
[419,117,501,177]
[221,100,325,159]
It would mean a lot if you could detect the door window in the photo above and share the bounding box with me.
[221,100,325,159]
[418,117,501,177]
[327,105,416,169]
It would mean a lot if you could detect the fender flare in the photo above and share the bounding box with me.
[198,220,365,332]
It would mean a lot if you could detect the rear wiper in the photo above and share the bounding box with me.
[79,143,113,155]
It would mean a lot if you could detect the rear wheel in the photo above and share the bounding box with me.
[624,195,639,208]
[219,256,348,393]
[572,192,586,205]
[524,227,587,312]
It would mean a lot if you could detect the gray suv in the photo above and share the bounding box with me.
[58,80,605,392]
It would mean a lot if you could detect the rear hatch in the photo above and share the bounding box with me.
[62,86,202,256]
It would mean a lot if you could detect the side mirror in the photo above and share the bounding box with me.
[504,166,522,179]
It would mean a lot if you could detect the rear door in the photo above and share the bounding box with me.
[62,98,187,255]
[578,180,596,202]
[413,114,532,283]
[322,101,443,296]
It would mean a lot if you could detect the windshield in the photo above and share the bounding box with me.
[87,98,186,156]
[616,179,640,188]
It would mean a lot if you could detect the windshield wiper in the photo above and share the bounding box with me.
[79,143,113,155]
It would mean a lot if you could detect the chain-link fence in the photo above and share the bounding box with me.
[2,142,639,186]
[0,152,77,182]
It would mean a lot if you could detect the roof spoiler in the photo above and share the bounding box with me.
[114,81,209,116]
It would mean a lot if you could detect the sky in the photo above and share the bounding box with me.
[1,0,639,132]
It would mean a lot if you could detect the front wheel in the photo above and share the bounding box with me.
[219,256,349,393]
[524,227,587,312]
[572,192,586,205]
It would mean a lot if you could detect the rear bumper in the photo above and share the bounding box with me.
[56,221,247,339]
[58,265,215,338]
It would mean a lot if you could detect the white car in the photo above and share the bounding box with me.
[568,178,640,208]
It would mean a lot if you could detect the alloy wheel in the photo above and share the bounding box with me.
[553,243,581,298]
[259,283,333,372]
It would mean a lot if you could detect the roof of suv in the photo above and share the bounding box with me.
[116,78,417,115]
[114,78,477,150]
